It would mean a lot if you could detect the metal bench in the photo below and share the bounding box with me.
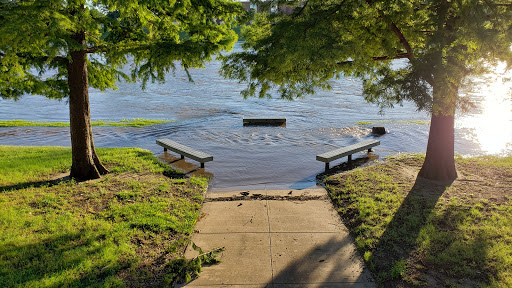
[316,139,380,171]
[156,138,213,168]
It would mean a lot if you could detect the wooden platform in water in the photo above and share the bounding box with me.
[243,118,286,126]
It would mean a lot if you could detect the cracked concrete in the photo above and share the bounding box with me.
[180,188,376,288]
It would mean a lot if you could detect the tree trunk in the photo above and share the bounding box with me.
[67,32,108,180]
[418,84,458,182]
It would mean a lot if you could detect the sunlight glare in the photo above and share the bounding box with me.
[456,64,512,155]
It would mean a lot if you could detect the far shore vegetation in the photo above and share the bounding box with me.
[0,119,171,128]
[324,154,512,287]
[0,145,217,287]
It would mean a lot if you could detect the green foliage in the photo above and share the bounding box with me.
[0,119,170,127]
[0,145,211,287]
[0,0,245,99]
[165,245,224,285]
[221,0,512,113]
[390,259,407,279]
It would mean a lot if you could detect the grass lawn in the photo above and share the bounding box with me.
[0,146,215,287]
[0,119,170,128]
[324,154,512,287]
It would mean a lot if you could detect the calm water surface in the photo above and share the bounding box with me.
[1,44,511,190]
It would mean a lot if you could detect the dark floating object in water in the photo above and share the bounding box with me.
[243,118,286,127]
[372,126,386,135]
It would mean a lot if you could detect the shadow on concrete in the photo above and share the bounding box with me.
[267,236,374,287]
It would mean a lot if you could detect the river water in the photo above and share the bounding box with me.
[1,43,511,191]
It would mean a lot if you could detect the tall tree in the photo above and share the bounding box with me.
[0,0,243,180]
[221,0,512,181]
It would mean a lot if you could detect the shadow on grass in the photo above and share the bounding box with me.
[267,236,375,287]
[369,177,452,285]
[0,175,70,193]
[163,169,188,179]
[0,231,127,287]
[415,201,492,286]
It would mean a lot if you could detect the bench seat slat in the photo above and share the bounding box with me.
[316,139,380,163]
[156,139,213,163]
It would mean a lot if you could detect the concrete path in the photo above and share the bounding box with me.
[181,188,376,288]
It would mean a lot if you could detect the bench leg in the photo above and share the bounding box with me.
[325,162,329,171]
[201,163,205,169]
[348,155,352,162]
[368,148,372,153]
[164,147,167,152]
[181,155,185,160]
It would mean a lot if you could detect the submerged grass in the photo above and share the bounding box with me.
[0,146,210,287]
[324,154,512,287]
[355,120,430,125]
[0,118,171,128]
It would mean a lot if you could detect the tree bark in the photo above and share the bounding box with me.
[418,84,458,182]
[67,32,108,180]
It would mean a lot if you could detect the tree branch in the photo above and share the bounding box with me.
[373,53,410,61]
[50,56,68,63]
[84,45,108,54]
[336,53,410,66]
[0,51,68,63]
[495,3,512,6]
[389,22,413,60]
[0,45,109,63]
[85,32,101,43]
[293,0,308,18]
[365,0,414,60]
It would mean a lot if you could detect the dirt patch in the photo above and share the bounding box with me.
[22,170,205,287]
[453,162,512,204]
[206,193,328,202]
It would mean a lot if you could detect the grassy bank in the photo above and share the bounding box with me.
[0,118,170,128]
[0,146,213,287]
[324,154,512,287]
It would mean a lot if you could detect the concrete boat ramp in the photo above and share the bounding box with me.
[180,188,376,287]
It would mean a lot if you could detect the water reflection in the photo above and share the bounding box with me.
[157,152,214,179]
[456,67,512,155]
